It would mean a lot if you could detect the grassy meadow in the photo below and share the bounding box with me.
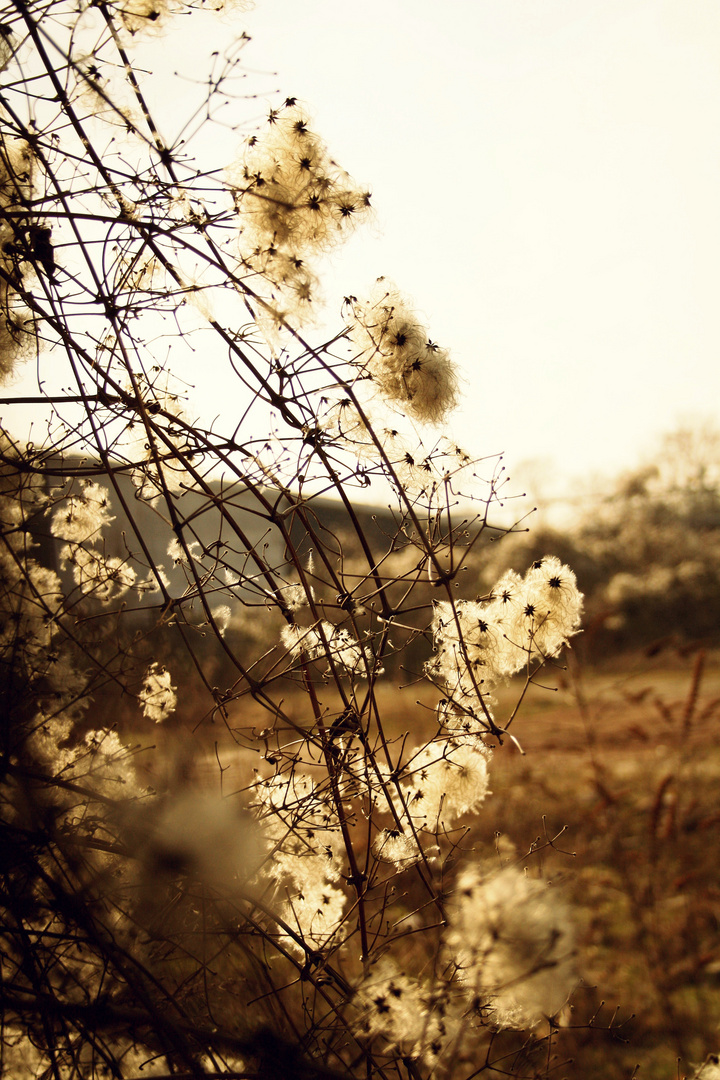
[481,648,720,1079]
[135,644,720,1079]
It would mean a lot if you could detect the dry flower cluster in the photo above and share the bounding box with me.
[0,2,677,1079]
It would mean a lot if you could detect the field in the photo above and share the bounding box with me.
[140,645,720,1079]
[129,643,720,1075]
[487,648,720,1079]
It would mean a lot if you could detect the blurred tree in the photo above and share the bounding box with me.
[477,421,720,657]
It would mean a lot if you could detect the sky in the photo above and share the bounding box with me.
[10,0,720,506]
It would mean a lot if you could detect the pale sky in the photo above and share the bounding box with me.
[10,0,720,502]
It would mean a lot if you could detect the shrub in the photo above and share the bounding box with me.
[0,4,591,1078]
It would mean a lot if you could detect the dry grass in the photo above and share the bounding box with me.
[483,648,720,1079]
[131,648,720,1078]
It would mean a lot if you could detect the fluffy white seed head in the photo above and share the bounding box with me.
[210,603,232,636]
[255,771,348,951]
[372,829,421,870]
[166,537,201,564]
[693,1056,720,1080]
[281,620,379,678]
[426,559,583,712]
[279,581,311,612]
[445,865,576,1028]
[227,101,371,330]
[113,0,172,36]
[492,556,583,666]
[51,483,114,544]
[403,738,491,828]
[60,544,136,604]
[354,959,445,1059]
[345,279,459,424]
[138,661,177,722]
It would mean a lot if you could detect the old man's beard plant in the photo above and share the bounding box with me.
[0,1,583,1077]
